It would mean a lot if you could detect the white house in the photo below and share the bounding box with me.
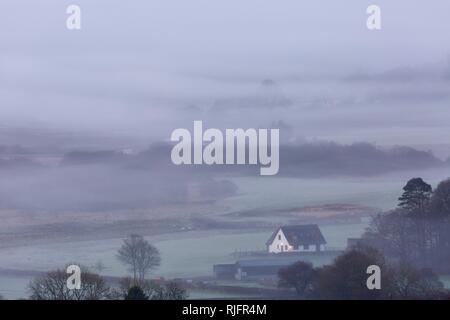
[266,224,326,253]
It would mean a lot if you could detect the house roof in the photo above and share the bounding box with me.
[266,224,327,246]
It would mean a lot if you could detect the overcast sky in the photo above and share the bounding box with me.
[1,0,450,153]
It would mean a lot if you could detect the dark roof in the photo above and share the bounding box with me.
[266,224,326,246]
[236,258,302,267]
[236,257,320,277]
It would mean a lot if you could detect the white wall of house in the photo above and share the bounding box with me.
[268,229,326,253]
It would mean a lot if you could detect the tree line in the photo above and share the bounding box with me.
[278,246,449,299]
[278,177,450,299]
[364,177,450,272]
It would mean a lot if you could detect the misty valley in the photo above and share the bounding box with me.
[1,143,450,299]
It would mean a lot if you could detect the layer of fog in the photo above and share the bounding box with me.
[1,1,450,212]
[1,1,450,154]
[0,141,449,212]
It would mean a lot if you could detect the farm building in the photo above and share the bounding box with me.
[213,257,308,280]
[266,224,326,253]
[234,259,295,280]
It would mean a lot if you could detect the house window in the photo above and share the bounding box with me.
[284,245,288,250]
[278,234,281,240]
[304,244,309,250]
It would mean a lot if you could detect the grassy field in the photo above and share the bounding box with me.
[4,173,446,299]
[0,223,368,276]
[217,176,403,212]
[0,275,32,299]
[0,222,368,298]
[440,275,450,289]
[217,170,448,214]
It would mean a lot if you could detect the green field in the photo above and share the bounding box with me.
[0,223,369,279]
[217,176,403,212]
[3,172,445,299]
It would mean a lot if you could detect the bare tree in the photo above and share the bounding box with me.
[117,234,161,283]
[28,266,110,300]
[163,280,188,300]
[116,277,187,300]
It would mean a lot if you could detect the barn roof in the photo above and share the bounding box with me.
[266,224,327,246]
[236,258,302,267]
